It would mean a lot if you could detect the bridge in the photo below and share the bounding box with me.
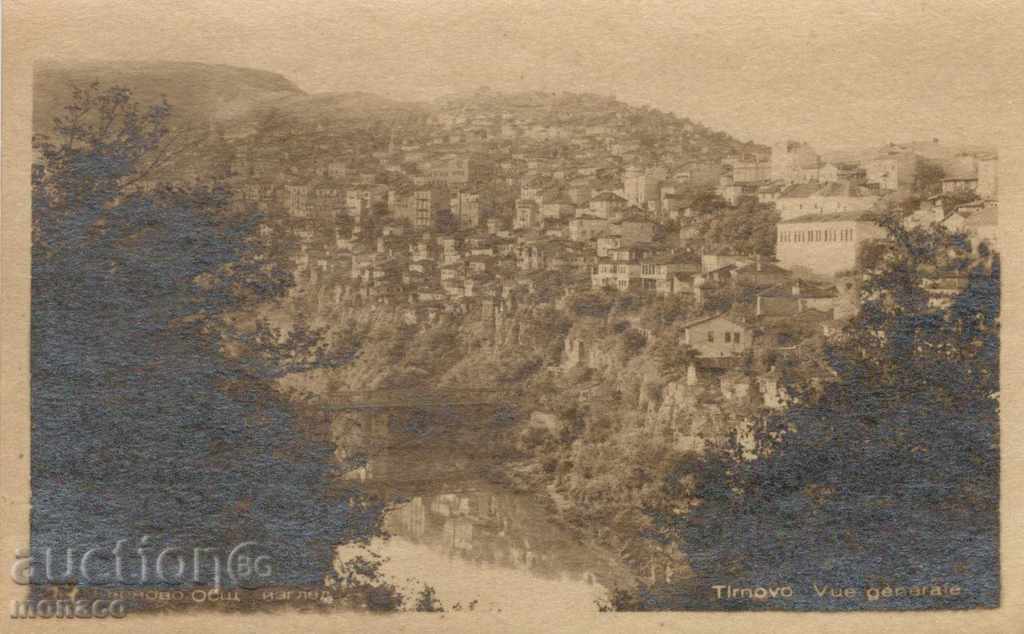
[323,387,515,411]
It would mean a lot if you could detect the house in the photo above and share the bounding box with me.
[623,166,665,212]
[701,253,752,273]
[962,201,998,253]
[346,184,389,221]
[755,279,839,317]
[774,183,822,219]
[568,214,608,242]
[540,192,576,220]
[757,183,785,205]
[321,161,349,180]
[776,211,887,277]
[726,156,771,183]
[426,155,484,186]
[717,178,760,206]
[611,215,656,245]
[771,141,819,183]
[587,191,628,218]
[639,255,699,293]
[394,185,448,228]
[514,199,541,230]
[450,190,486,229]
[660,183,693,216]
[977,154,998,199]
[590,259,642,291]
[566,178,595,205]
[284,184,312,218]
[659,271,697,296]
[675,161,721,187]
[941,174,979,194]
[819,162,863,184]
[865,150,916,191]
[520,177,550,205]
[682,314,753,358]
[595,235,622,258]
[732,260,792,290]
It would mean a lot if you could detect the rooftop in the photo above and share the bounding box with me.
[778,210,880,224]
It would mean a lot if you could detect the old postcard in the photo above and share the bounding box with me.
[3,1,1023,632]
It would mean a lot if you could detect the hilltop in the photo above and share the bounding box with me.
[34,62,758,158]
[434,87,764,158]
[34,61,303,131]
[34,61,425,135]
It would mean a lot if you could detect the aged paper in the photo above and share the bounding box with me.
[3,1,1024,632]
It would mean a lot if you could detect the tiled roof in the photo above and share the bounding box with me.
[589,191,627,203]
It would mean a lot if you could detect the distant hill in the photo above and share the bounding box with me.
[34,61,304,133]
[434,87,765,159]
[34,61,426,135]
[33,62,758,167]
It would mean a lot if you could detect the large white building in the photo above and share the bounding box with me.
[776,212,886,277]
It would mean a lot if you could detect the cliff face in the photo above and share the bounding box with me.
[277,286,776,468]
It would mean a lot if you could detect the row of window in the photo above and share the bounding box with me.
[708,331,743,343]
[778,228,855,243]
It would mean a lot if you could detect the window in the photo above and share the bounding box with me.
[724,332,732,343]
[707,331,714,343]
[735,331,742,343]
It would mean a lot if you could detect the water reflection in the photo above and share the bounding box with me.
[331,412,633,611]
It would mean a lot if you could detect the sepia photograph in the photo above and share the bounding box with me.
[2,1,1021,629]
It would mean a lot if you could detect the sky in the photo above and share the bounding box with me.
[11,0,1023,150]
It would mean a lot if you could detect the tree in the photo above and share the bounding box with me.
[31,84,382,589]
[414,585,445,612]
[914,159,946,196]
[696,198,779,256]
[651,218,999,609]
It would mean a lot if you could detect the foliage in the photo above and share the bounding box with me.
[568,290,616,319]
[328,554,405,611]
[688,191,728,216]
[621,329,648,357]
[914,159,946,196]
[652,219,999,608]
[31,84,380,587]
[651,336,697,381]
[414,585,445,612]
[695,198,779,256]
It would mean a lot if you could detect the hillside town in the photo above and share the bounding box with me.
[24,0,1007,609]
[147,90,1001,460]
[30,60,1003,611]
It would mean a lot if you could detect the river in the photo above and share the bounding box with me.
[329,408,636,612]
